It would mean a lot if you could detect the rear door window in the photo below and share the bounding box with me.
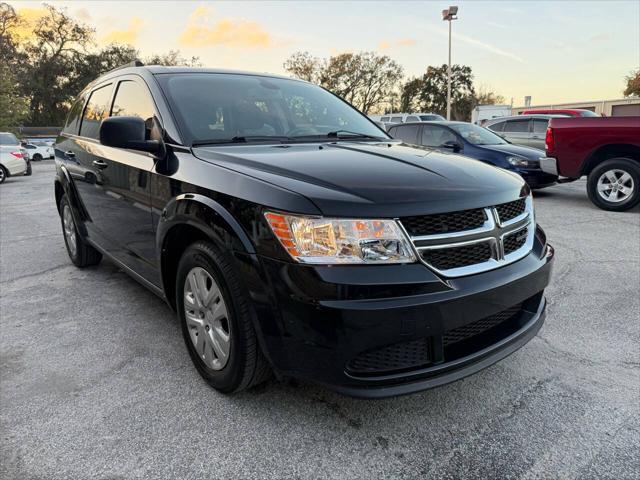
[380,116,390,122]
[406,116,419,122]
[79,84,113,140]
[391,124,420,144]
[487,121,505,132]
[503,119,531,133]
[63,94,87,135]
[533,119,548,133]
[390,116,403,123]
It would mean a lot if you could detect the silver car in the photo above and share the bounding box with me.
[0,132,28,184]
[485,114,565,150]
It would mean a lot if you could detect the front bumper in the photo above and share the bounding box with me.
[253,228,554,398]
[517,168,558,188]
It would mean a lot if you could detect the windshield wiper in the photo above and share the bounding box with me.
[291,130,386,141]
[192,135,293,146]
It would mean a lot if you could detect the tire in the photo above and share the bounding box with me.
[176,241,271,393]
[587,158,640,211]
[25,163,32,176]
[0,165,6,184]
[33,153,43,161]
[59,194,102,267]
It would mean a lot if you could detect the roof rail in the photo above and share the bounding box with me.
[104,59,145,75]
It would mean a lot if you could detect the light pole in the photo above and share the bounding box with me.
[442,6,458,120]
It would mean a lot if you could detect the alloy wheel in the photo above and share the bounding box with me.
[183,267,231,370]
[597,169,634,203]
[62,204,77,257]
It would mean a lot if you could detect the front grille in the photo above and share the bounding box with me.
[401,208,486,236]
[421,242,492,270]
[495,198,526,224]
[504,226,528,255]
[347,338,432,374]
[443,304,523,346]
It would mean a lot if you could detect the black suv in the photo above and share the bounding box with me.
[54,64,554,398]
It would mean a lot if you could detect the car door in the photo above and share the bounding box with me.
[501,118,532,147]
[530,119,548,150]
[73,77,159,282]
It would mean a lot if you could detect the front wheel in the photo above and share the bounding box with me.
[587,158,640,211]
[176,241,271,393]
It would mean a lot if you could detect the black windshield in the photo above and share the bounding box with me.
[157,73,389,145]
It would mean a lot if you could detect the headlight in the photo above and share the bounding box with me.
[264,212,416,264]
[506,156,533,167]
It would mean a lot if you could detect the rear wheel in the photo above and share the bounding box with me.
[176,241,271,393]
[32,153,43,161]
[59,194,102,267]
[0,165,6,184]
[587,158,640,211]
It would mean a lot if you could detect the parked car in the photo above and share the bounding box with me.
[22,141,54,161]
[0,132,29,183]
[485,114,565,150]
[522,108,600,118]
[541,116,640,211]
[55,64,553,397]
[388,121,557,189]
[372,112,446,124]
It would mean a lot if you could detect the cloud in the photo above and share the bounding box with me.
[179,6,273,48]
[9,7,47,40]
[102,17,144,44]
[74,8,91,22]
[589,33,610,43]
[427,25,524,63]
[378,38,417,51]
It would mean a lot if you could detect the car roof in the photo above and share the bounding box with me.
[486,114,564,122]
[84,65,309,92]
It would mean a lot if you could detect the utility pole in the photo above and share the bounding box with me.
[442,6,458,120]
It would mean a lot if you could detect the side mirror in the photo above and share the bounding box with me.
[99,116,161,154]
[441,140,462,152]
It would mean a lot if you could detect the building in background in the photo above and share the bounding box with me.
[512,98,640,116]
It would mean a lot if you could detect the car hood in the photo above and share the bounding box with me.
[193,141,528,217]
[478,143,545,159]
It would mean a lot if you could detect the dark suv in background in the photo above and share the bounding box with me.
[54,63,554,397]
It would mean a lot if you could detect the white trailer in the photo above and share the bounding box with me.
[472,105,512,125]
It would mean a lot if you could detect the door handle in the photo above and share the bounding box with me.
[65,150,76,158]
[531,135,541,139]
[92,159,108,169]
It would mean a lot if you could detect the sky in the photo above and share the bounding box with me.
[9,0,640,106]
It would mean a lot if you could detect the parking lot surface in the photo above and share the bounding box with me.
[1,161,639,480]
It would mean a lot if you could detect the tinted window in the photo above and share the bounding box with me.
[63,95,86,135]
[503,120,530,133]
[580,110,598,117]
[420,126,457,147]
[380,116,390,122]
[406,116,419,122]
[111,80,157,138]
[420,115,445,121]
[533,119,548,133]
[391,124,420,144]
[0,133,19,145]
[448,123,506,145]
[390,116,403,123]
[487,121,505,133]
[158,74,387,144]
[80,84,113,139]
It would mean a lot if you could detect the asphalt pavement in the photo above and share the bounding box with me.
[1,161,638,479]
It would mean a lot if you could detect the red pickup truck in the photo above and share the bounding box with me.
[541,116,640,211]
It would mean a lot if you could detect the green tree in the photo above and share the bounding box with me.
[623,69,640,97]
[400,64,475,120]
[0,64,29,129]
[284,51,403,114]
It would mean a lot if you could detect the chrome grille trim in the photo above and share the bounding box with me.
[399,196,535,278]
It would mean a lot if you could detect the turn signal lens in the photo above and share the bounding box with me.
[264,212,416,264]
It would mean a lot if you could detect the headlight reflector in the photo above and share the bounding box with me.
[264,212,416,264]
[506,155,534,167]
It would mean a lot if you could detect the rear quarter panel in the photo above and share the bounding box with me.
[549,117,640,177]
